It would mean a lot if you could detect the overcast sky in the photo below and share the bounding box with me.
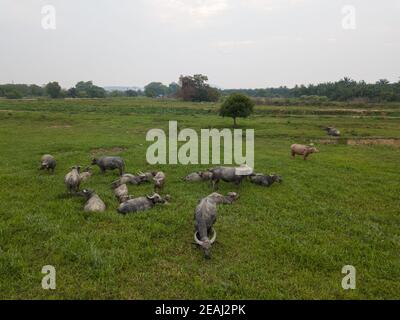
[0,0,399,88]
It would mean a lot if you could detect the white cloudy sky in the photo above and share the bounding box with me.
[0,0,399,88]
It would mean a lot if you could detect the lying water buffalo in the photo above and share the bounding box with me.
[291,144,319,160]
[117,193,168,214]
[79,167,93,182]
[183,171,213,182]
[111,173,144,188]
[79,189,106,212]
[113,183,131,203]
[208,165,253,189]
[92,156,125,176]
[194,192,239,259]
[324,127,341,137]
[64,166,81,193]
[39,154,56,173]
[249,173,282,187]
[137,171,157,182]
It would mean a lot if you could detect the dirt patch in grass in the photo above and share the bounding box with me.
[317,138,400,147]
[329,108,389,113]
[49,124,72,128]
[347,138,400,147]
[317,139,339,145]
[90,147,127,155]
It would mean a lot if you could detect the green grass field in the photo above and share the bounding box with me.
[0,98,399,299]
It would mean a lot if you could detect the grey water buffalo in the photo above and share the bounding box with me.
[153,171,166,192]
[117,193,168,214]
[64,166,81,193]
[324,127,341,137]
[183,171,213,182]
[249,173,282,187]
[184,172,203,182]
[111,173,143,188]
[291,144,319,160]
[39,154,56,173]
[137,171,157,182]
[79,167,93,182]
[91,156,125,176]
[79,189,106,212]
[113,183,131,203]
[194,192,239,259]
[208,165,253,189]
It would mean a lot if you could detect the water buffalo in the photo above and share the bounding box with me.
[79,189,106,212]
[194,192,239,259]
[79,167,93,182]
[137,171,157,183]
[324,127,341,137]
[208,165,253,189]
[111,173,144,188]
[183,171,213,182]
[113,183,131,203]
[291,144,319,160]
[39,154,56,173]
[249,173,282,187]
[64,166,81,193]
[92,156,125,176]
[117,193,168,214]
[153,171,166,192]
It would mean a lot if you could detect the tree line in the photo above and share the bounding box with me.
[0,81,109,99]
[224,77,400,102]
[1,76,400,102]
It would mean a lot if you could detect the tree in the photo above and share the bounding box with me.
[29,84,44,97]
[219,93,254,126]
[178,74,220,102]
[108,90,125,97]
[5,89,22,99]
[167,82,180,96]
[66,87,78,98]
[144,82,168,98]
[74,81,106,98]
[125,89,138,97]
[45,82,61,98]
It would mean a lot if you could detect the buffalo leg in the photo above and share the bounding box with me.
[212,179,219,190]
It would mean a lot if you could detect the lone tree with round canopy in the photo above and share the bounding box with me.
[219,93,254,127]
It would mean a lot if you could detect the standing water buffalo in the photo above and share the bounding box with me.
[291,144,319,160]
[39,154,56,173]
[153,171,166,192]
[194,192,239,259]
[208,165,253,189]
[79,189,106,212]
[249,173,282,187]
[64,166,81,193]
[117,193,168,214]
[91,156,125,176]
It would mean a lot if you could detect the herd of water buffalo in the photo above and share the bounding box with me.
[38,126,339,258]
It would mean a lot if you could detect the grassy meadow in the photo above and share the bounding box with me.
[0,97,399,299]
